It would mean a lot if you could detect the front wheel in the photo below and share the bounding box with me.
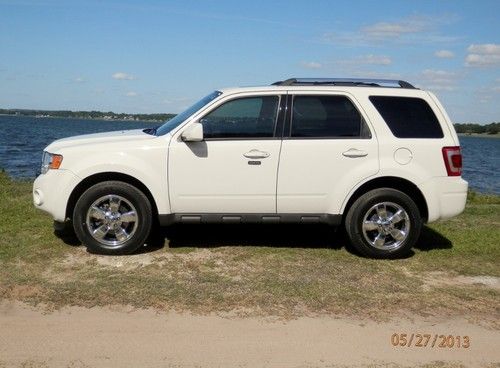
[345,188,422,259]
[73,181,152,255]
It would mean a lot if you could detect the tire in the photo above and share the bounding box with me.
[345,188,422,259]
[73,181,152,255]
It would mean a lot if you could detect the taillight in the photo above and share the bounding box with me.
[442,146,462,176]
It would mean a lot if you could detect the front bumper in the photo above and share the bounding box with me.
[33,169,81,222]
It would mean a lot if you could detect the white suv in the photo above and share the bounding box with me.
[33,78,468,258]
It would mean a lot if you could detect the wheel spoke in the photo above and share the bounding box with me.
[120,211,137,223]
[376,204,387,220]
[89,206,106,220]
[390,228,406,241]
[93,224,109,239]
[109,196,121,212]
[363,220,378,231]
[389,209,405,224]
[115,227,129,242]
[373,233,386,248]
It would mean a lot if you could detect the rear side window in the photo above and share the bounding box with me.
[291,95,371,138]
[369,96,444,138]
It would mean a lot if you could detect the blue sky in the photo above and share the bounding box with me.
[0,0,499,123]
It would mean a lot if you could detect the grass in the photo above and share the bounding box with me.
[0,171,499,321]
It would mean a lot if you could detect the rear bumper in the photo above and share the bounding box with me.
[419,177,468,222]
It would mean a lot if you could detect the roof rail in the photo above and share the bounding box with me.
[272,78,416,89]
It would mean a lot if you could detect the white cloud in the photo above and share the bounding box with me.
[356,54,392,65]
[322,14,459,46]
[300,61,323,69]
[360,19,426,39]
[350,71,402,79]
[417,69,459,91]
[125,91,138,97]
[435,50,454,59]
[112,72,136,80]
[465,44,500,67]
[74,77,85,83]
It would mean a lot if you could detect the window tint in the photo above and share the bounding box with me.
[201,96,279,139]
[290,95,370,138]
[369,96,444,138]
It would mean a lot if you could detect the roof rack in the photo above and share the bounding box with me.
[272,78,416,89]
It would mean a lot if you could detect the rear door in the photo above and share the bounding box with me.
[277,91,379,214]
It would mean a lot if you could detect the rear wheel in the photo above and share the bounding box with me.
[345,188,422,259]
[73,181,152,255]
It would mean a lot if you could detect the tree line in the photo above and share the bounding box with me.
[0,108,175,122]
[454,122,499,135]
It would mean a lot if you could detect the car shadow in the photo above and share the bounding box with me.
[414,225,453,251]
[56,223,453,256]
[160,224,346,250]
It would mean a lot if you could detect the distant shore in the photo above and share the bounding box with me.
[0,113,164,123]
[0,110,174,123]
[458,133,500,139]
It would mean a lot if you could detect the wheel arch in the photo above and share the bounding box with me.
[66,172,159,221]
[342,176,429,222]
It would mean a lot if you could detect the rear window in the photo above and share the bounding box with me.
[369,96,444,138]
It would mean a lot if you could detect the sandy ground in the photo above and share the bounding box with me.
[0,301,498,368]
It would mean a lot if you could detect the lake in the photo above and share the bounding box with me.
[0,115,499,194]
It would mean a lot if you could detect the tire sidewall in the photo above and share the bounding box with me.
[346,188,422,259]
[73,181,152,255]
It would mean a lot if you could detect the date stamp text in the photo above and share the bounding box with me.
[391,333,470,349]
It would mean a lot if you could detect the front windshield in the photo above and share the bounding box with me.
[156,91,222,136]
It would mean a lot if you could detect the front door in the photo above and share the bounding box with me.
[168,93,283,213]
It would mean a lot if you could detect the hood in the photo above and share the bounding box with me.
[46,129,155,152]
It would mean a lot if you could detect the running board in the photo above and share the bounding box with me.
[158,213,342,226]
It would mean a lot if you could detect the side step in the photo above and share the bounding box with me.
[158,213,342,226]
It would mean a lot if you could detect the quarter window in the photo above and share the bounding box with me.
[290,95,371,138]
[201,96,279,139]
[369,96,444,138]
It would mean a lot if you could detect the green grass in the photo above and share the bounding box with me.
[0,171,499,321]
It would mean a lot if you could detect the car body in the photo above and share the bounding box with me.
[33,78,468,258]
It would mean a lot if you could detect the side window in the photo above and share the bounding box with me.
[369,96,444,138]
[201,96,279,139]
[290,95,371,138]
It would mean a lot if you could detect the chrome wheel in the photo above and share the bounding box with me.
[362,201,410,251]
[85,194,138,247]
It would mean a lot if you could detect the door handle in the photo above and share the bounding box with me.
[243,149,270,159]
[342,148,368,158]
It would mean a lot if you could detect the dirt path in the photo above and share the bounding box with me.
[0,301,498,368]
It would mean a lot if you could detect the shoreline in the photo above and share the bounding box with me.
[0,113,163,123]
[459,133,500,139]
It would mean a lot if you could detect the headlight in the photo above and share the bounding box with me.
[41,152,63,174]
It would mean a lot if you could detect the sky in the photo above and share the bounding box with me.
[0,0,499,123]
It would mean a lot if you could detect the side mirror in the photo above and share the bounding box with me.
[181,122,204,142]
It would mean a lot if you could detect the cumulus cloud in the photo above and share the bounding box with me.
[356,54,392,65]
[112,72,136,80]
[360,19,426,39]
[418,69,459,91]
[300,61,323,69]
[435,50,455,59]
[323,14,459,46]
[125,91,138,97]
[465,44,500,67]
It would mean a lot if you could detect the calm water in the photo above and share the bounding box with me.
[0,115,499,194]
